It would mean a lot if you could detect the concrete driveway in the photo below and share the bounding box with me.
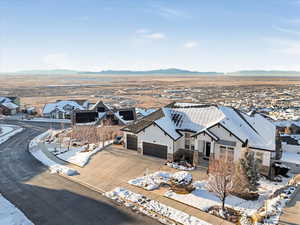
[67,145,232,225]
[69,145,208,192]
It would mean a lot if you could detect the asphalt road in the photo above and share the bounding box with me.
[0,120,160,225]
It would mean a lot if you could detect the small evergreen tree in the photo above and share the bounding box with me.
[240,149,260,191]
[232,161,251,194]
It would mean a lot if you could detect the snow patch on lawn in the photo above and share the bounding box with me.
[105,187,212,225]
[172,171,193,185]
[53,140,113,167]
[29,130,77,176]
[165,176,291,216]
[0,124,23,145]
[0,194,34,225]
[128,171,172,191]
[166,162,195,171]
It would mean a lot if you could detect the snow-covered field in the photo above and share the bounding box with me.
[0,194,34,225]
[0,124,23,145]
[165,176,290,216]
[29,131,77,176]
[105,187,212,225]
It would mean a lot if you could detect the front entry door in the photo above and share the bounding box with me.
[204,142,211,159]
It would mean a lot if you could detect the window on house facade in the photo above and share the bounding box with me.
[255,152,263,166]
[227,147,234,161]
[220,146,226,159]
[219,145,234,161]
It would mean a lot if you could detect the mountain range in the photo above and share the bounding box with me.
[2,68,300,76]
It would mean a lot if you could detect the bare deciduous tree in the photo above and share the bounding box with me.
[206,158,235,213]
[66,125,122,146]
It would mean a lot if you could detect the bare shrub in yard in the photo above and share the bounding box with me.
[67,125,123,145]
[207,158,235,214]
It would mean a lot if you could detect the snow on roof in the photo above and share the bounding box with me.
[173,102,208,107]
[0,97,12,104]
[43,101,84,114]
[219,106,276,150]
[169,106,224,132]
[124,102,276,150]
[281,152,300,165]
[155,108,181,140]
[114,111,134,125]
[1,101,18,109]
[166,104,275,150]
[136,108,156,117]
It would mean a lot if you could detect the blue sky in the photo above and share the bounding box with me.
[1,0,300,72]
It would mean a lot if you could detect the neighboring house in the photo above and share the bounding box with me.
[0,102,19,115]
[43,100,88,119]
[280,134,300,174]
[0,96,20,115]
[72,101,137,125]
[0,96,20,106]
[122,102,277,176]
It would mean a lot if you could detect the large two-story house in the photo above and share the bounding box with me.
[122,102,278,176]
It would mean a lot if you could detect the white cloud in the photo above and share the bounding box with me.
[143,32,166,40]
[147,3,187,19]
[273,25,300,35]
[184,41,198,48]
[157,7,184,18]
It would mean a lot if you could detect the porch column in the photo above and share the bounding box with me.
[193,150,199,166]
[210,141,215,159]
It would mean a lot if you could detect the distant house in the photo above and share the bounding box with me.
[0,96,20,106]
[122,102,278,176]
[72,101,137,125]
[0,96,20,115]
[42,100,89,119]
